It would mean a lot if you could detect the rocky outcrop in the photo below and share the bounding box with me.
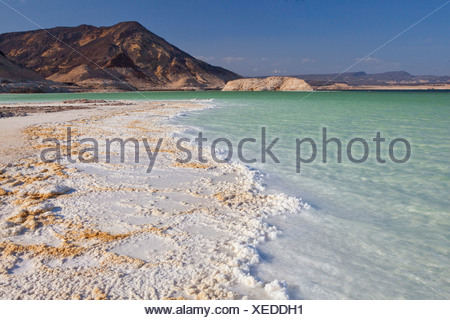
[0,21,241,91]
[222,76,313,91]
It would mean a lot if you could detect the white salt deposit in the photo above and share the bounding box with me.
[0,100,307,299]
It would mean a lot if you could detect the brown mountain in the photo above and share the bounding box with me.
[1,50,72,93]
[0,21,240,90]
[0,50,44,82]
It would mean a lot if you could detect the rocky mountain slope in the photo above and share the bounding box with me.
[0,21,240,91]
[0,51,73,93]
[0,50,44,82]
[222,76,313,91]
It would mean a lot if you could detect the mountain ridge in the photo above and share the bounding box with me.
[291,71,450,87]
[0,21,241,90]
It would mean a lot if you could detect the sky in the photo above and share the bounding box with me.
[0,0,449,76]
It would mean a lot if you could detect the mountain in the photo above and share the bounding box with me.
[0,50,44,82]
[0,21,240,90]
[0,50,72,93]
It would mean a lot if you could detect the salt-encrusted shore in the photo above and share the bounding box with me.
[0,100,307,299]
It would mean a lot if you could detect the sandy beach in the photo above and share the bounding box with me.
[0,99,306,299]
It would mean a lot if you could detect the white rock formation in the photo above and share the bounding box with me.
[222,76,313,91]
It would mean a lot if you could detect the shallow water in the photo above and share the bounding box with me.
[2,90,449,299]
[174,91,450,299]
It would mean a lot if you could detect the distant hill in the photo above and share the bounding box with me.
[0,21,241,90]
[292,71,450,87]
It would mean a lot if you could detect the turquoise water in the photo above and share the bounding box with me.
[174,91,450,299]
[1,91,449,299]
[0,91,248,103]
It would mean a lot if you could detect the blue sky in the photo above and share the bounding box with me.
[0,0,449,76]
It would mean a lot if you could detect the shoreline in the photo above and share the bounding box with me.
[1,87,450,99]
[0,99,307,299]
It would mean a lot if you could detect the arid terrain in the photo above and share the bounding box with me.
[222,77,313,91]
[0,22,240,92]
[1,23,449,93]
[296,71,450,90]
